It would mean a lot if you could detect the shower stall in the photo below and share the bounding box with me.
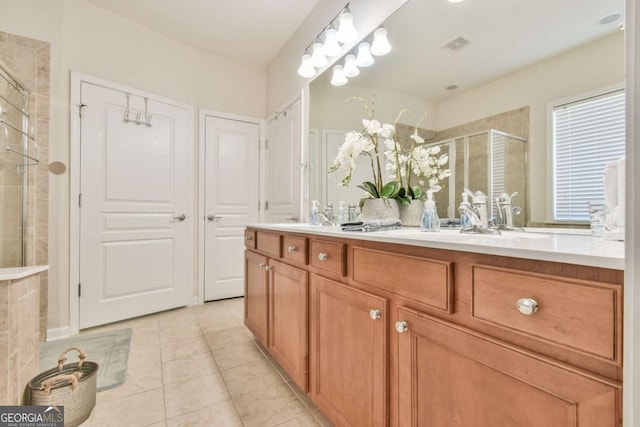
[0,60,39,267]
[430,129,528,226]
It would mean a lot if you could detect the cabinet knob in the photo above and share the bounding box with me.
[173,214,187,221]
[318,252,328,261]
[516,298,539,315]
[287,245,297,253]
[258,262,266,268]
[395,321,409,333]
[265,265,272,271]
[369,309,381,320]
[207,214,220,221]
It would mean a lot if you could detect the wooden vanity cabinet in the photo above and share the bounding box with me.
[395,307,621,427]
[245,228,623,427]
[310,274,388,427]
[244,249,269,347]
[268,259,309,391]
[245,231,310,391]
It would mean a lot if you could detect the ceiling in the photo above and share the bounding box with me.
[315,0,624,102]
[83,0,320,66]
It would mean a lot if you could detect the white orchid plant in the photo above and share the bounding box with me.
[329,96,451,205]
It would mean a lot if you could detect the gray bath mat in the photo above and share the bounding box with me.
[39,328,132,391]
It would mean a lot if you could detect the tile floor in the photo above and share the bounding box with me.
[76,298,333,427]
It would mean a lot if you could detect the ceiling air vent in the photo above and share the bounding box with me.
[444,36,471,51]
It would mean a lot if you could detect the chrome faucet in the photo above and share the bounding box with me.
[315,202,337,226]
[459,189,501,235]
[495,192,524,231]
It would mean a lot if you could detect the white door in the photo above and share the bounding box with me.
[267,99,301,222]
[79,82,192,329]
[204,115,259,301]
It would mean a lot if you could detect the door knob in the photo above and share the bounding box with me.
[173,214,186,221]
[395,321,409,333]
[516,298,539,315]
[207,214,220,221]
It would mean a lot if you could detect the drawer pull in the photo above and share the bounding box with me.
[318,252,328,261]
[369,309,381,320]
[517,298,539,315]
[395,321,409,333]
[287,245,297,253]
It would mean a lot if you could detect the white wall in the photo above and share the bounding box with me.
[267,0,408,114]
[0,0,267,332]
[433,32,624,223]
[310,82,435,130]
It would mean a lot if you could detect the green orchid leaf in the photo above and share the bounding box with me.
[398,196,412,205]
[357,181,379,198]
[411,186,422,199]
[380,181,400,198]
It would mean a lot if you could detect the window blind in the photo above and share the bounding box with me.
[553,90,625,221]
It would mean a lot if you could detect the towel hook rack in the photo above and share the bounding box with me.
[123,93,152,127]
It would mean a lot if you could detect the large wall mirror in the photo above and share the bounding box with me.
[308,0,624,227]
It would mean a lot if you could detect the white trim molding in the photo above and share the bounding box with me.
[624,0,639,424]
[46,327,71,341]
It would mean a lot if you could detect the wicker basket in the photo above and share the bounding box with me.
[27,346,99,427]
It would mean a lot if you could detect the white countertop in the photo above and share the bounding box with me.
[248,224,624,270]
[0,265,49,281]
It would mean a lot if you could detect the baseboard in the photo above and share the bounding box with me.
[46,326,71,341]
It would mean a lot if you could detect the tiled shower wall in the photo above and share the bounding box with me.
[396,107,530,222]
[0,32,50,340]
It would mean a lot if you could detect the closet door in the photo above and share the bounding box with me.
[203,115,260,301]
[79,82,192,328]
[267,99,301,223]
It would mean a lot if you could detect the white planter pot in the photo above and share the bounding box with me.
[360,198,400,221]
[399,199,424,227]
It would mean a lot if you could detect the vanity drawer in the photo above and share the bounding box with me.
[471,265,621,363]
[244,229,256,249]
[282,236,308,265]
[256,232,281,258]
[310,239,346,276]
[352,247,453,313]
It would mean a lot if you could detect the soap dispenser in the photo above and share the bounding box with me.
[310,200,320,225]
[420,190,441,232]
[459,191,473,229]
[337,201,345,224]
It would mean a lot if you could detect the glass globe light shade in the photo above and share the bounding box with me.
[337,11,358,44]
[331,65,348,86]
[310,42,328,68]
[297,54,316,78]
[355,42,375,67]
[323,28,342,57]
[370,28,392,56]
[343,54,360,77]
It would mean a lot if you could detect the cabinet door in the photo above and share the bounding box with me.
[395,307,621,427]
[269,259,309,391]
[244,250,269,347]
[310,274,388,427]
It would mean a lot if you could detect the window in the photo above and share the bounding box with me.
[552,89,625,222]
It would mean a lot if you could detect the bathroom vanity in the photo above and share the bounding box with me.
[243,224,623,426]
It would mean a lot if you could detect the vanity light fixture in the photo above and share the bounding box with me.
[336,9,358,43]
[323,28,342,57]
[297,53,316,78]
[310,42,328,68]
[343,54,360,77]
[297,4,358,78]
[356,42,375,67]
[331,64,349,86]
[448,0,465,3]
[370,28,392,56]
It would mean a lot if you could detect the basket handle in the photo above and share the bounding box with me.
[40,374,80,396]
[57,346,87,372]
